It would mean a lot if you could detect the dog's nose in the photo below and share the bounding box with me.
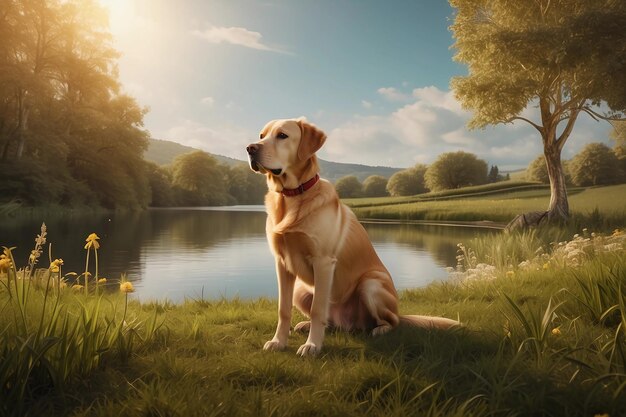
[246,144,259,155]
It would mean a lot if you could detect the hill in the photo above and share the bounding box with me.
[145,139,242,167]
[145,139,402,182]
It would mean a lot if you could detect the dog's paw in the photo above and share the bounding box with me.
[263,339,286,352]
[371,324,393,337]
[296,342,320,357]
[294,321,311,333]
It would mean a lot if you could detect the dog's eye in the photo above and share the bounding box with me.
[277,132,288,139]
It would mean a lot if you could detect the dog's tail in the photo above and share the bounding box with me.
[399,314,460,330]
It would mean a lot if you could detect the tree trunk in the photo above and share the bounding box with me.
[15,104,30,160]
[544,143,569,221]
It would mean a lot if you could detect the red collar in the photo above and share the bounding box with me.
[281,174,320,197]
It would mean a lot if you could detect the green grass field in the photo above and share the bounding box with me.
[1,229,626,416]
[348,184,626,230]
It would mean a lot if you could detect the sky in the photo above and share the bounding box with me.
[100,0,613,170]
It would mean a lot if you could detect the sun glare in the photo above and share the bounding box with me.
[97,0,135,36]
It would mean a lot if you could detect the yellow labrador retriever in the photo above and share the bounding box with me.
[246,118,458,357]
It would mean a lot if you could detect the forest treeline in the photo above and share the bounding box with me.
[0,0,267,209]
[334,140,626,199]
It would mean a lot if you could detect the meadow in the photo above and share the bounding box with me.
[347,183,626,231]
[1,215,625,416]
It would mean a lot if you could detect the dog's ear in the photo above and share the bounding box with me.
[296,119,326,161]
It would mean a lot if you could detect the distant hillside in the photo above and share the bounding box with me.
[145,139,402,182]
[317,159,401,183]
[145,139,242,167]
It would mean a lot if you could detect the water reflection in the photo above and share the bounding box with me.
[0,208,494,301]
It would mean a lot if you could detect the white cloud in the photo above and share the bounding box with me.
[200,96,215,106]
[377,87,411,102]
[321,86,612,169]
[361,100,373,109]
[164,119,253,160]
[192,26,288,54]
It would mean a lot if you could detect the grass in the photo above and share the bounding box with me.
[349,184,626,231]
[1,226,626,416]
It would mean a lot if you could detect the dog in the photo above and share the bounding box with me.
[246,118,459,356]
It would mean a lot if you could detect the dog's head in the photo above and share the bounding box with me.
[246,118,326,191]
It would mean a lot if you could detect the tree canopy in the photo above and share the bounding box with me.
[386,164,428,197]
[569,143,623,186]
[362,175,389,198]
[0,0,149,209]
[425,152,487,192]
[450,0,626,221]
[335,175,363,199]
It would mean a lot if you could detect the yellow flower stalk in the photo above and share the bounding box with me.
[83,232,101,294]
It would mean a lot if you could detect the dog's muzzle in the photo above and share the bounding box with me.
[246,144,282,175]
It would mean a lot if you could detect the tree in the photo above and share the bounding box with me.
[450,0,626,221]
[569,143,623,186]
[226,164,267,204]
[171,151,231,206]
[335,175,362,198]
[611,121,626,176]
[0,0,151,209]
[424,151,488,191]
[526,155,550,184]
[488,165,500,183]
[386,164,428,197]
[147,162,175,207]
[362,175,389,197]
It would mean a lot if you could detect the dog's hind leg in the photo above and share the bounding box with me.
[358,274,400,336]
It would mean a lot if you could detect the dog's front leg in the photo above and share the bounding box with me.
[264,259,295,351]
[297,257,336,357]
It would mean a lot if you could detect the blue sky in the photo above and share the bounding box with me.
[102,0,612,169]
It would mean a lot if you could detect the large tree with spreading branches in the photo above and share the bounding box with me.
[450,0,626,222]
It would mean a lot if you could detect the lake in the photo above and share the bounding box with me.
[1,207,495,301]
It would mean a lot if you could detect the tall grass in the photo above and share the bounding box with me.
[0,228,162,416]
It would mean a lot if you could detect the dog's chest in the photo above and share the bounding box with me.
[269,231,315,283]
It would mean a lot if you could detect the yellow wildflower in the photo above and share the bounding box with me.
[120,281,135,293]
[84,233,101,250]
[98,278,107,284]
[49,258,64,273]
[0,255,12,272]
[506,271,515,278]
[551,328,561,336]
[72,284,84,291]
